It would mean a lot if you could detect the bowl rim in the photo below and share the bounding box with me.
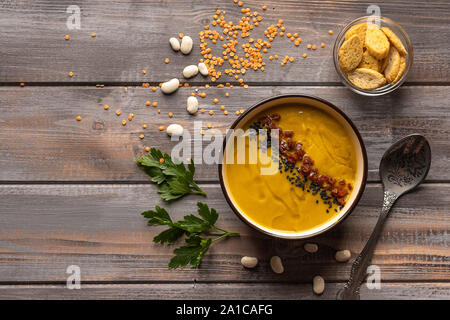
[333,15,414,97]
[218,94,368,240]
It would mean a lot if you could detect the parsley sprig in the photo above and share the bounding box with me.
[135,148,206,201]
[141,202,239,269]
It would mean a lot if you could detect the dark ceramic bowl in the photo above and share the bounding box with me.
[219,95,368,239]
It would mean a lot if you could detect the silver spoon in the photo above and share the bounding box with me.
[337,134,431,300]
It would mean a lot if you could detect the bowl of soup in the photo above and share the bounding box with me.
[219,95,367,239]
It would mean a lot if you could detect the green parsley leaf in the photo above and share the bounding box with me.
[168,236,212,269]
[153,227,185,245]
[157,183,185,201]
[197,202,218,226]
[141,206,173,226]
[173,214,211,233]
[135,148,206,202]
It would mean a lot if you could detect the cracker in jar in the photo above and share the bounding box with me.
[384,46,401,83]
[380,56,389,73]
[348,68,386,90]
[345,23,368,43]
[392,55,406,84]
[365,25,390,60]
[358,50,381,72]
[381,27,408,56]
[338,34,364,73]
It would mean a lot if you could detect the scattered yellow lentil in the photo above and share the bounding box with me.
[302,53,307,58]
[115,109,121,116]
[122,119,127,126]
[65,35,70,40]
[201,109,205,113]
[209,110,214,115]
[321,42,325,48]
[152,102,158,107]
[142,124,147,129]
[328,30,333,35]
[164,58,170,64]
[68,72,73,77]
[139,134,144,139]
[145,147,150,152]
[207,123,212,128]
[224,110,229,115]
[159,158,164,163]
[104,104,109,110]
[200,129,205,135]
[91,33,96,38]
[169,112,173,117]
[179,33,184,38]
[225,92,230,97]
[220,105,225,110]
[213,98,219,104]
[152,87,157,92]
[159,126,164,131]
[142,69,146,75]
[20,83,25,87]
[76,116,82,121]
[312,44,317,50]
[146,101,151,106]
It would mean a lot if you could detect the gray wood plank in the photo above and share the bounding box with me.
[0,0,448,83]
[0,86,448,182]
[0,282,448,300]
[0,183,448,282]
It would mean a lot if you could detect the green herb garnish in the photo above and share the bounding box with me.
[135,148,206,201]
[141,202,239,269]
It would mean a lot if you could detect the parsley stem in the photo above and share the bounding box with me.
[211,231,239,243]
[206,232,225,236]
[213,226,229,233]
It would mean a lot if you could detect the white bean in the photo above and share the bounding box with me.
[166,124,184,137]
[161,78,180,94]
[241,256,258,268]
[198,62,209,76]
[335,249,351,262]
[183,65,199,79]
[313,275,325,295]
[186,96,199,114]
[304,243,318,253]
[180,35,193,54]
[270,256,284,274]
[169,37,180,51]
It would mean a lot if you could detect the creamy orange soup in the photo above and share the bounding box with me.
[223,104,357,233]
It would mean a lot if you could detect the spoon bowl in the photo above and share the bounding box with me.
[380,134,431,195]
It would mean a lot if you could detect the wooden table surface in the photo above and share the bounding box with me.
[0,0,449,300]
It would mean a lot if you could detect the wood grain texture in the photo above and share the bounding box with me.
[0,0,448,84]
[0,86,448,182]
[0,183,448,282]
[0,283,448,300]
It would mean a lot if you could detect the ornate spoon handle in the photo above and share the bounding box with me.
[337,190,398,300]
